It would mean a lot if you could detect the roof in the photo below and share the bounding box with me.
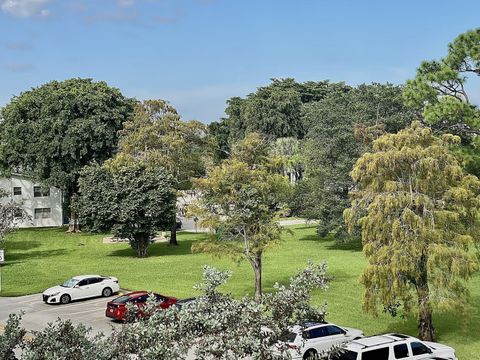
[348,333,415,350]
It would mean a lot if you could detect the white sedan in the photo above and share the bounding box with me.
[42,275,120,304]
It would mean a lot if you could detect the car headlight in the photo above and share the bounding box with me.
[49,292,60,297]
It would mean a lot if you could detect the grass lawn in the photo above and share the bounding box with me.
[1,225,479,359]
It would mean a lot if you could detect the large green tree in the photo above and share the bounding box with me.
[404,28,480,175]
[209,78,349,160]
[106,99,211,245]
[190,133,291,301]
[344,122,480,341]
[294,83,413,239]
[0,79,134,232]
[76,164,176,257]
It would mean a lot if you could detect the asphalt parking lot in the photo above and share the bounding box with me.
[0,293,123,335]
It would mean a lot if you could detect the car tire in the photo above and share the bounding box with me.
[102,287,113,297]
[303,349,318,360]
[60,294,71,304]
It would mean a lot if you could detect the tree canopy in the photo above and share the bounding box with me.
[190,133,291,301]
[105,99,211,245]
[0,78,134,231]
[344,122,480,341]
[76,164,176,257]
[293,83,413,239]
[404,28,480,175]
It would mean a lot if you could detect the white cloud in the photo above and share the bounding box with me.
[0,0,51,18]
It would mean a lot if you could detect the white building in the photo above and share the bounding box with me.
[0,175,63,228]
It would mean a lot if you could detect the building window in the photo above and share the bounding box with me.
[34,208,51,219]
[33,186,50,197]
[13,187,22,196]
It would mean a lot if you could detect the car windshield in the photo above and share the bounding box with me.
[61,278,79,288]
[279,332,297,343]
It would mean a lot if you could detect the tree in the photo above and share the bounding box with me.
[190,133,291,301]
[0,189,29,247]
[404,28,480,175]
[106,99,211,246]
[0,79,134,232]
[270,137,303,184]
[76,164,176,257]
[294,84,413,239]
[344,122,480,341]
[211,79,350,157]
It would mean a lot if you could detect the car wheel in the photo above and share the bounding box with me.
[303,349,318,360]
[60,294,71,304]
[102,287,113,297]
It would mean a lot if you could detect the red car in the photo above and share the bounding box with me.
[105,291,177,321]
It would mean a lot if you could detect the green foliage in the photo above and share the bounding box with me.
[76,164,176,257]
[210,79,350,158]
[0,313,25,360]
[404,28,480,175]
[22,319,111,360]
[294,83,413,239]
[344,122,480,341]
[191,133,291,300]
[0,79,134,227]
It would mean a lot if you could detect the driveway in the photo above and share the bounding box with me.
[0,293,122,336]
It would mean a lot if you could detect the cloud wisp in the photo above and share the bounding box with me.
[0,0,51,18]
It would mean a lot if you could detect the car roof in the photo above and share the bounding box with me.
[348,334,415,350]
[291,321,329,332]
[71,275,102,280]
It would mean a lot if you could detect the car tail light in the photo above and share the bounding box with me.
[288,344,297,350]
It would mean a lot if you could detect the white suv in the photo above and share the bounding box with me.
[332,333,457,360]
[274,321,364,359]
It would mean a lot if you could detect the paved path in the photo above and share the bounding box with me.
[0,293,122,336]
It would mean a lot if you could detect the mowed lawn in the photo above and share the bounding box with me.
[1,225,479,359]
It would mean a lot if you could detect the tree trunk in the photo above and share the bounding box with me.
[169,217,178,246]
[134,234,148,258]
[416,255,436,341]
[67,209,80,233]
[249,252,263,302]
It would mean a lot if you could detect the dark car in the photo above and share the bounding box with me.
[106,291,177,321]
[175,297,196,309]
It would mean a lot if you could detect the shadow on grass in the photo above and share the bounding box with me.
[4,240,42,251]
[107,239,198,258]
[298,232,362,252]
[2,248,72,266]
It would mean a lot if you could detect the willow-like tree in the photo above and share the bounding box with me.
[344,122,480,341]
[191,133,291,301]
[106,99,211,246]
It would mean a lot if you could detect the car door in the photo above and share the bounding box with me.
[74,279,92,299]
[303,326,331,354]
[324,325,349,347]
[87,277,104,297]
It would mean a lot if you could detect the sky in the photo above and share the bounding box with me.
[0,0,479,123]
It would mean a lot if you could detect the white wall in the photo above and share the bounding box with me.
[0,175,63,228]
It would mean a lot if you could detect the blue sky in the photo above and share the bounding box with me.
[0,0,479,123]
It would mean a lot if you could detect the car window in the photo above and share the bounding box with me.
[280,332,298,343]
[155,294,166,302]
[331,350,358,360]
[411,342,431,356]
[394,344,409,358]
[77,279,88,287]
[362,347,389,360]
[113,295,131,303]
[306,327,328,339]
[135,295,149,303]
[326,325,345,336]
[88,278,103,285]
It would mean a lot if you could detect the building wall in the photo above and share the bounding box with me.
[0,175,63,228]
